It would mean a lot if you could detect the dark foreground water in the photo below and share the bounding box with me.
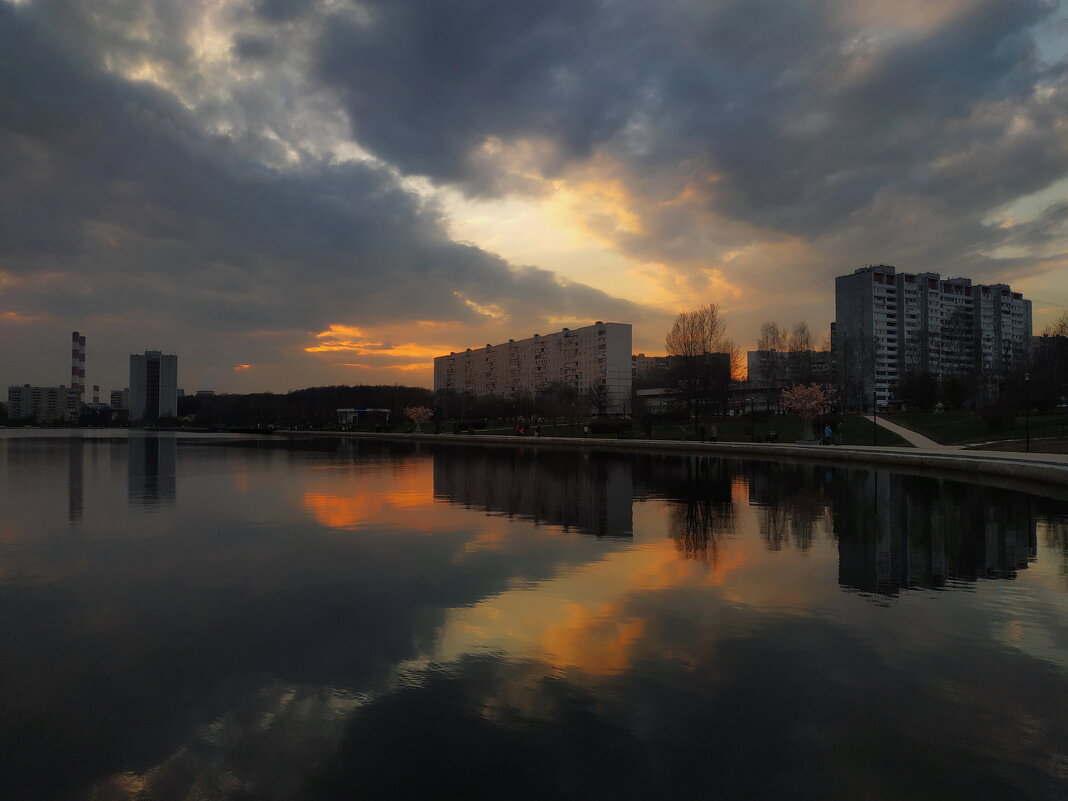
[1,431,1067,801]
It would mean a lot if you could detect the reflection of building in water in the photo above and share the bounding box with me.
[68,438,83,524]
[128,435,177,506]
[746,462,832,552]
[834,471,1037,596]
[433,451,632,537]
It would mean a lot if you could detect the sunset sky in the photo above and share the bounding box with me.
[2,0,1067,394]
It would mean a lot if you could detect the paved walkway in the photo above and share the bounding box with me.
[862,415,1068,467]
[862,415,959,449]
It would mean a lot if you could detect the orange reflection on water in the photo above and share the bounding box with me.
[540,602,645,676]
[302,465,435,530]
[439,525,753,677]
[462,527,508,554]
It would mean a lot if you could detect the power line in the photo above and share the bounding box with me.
[905,203,1068,262]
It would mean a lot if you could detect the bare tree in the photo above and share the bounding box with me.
[724,337,745,382]
[787,322,814,383]
[588,380,610,416]
[666,304,728,357]
[1035,310,1068,410]
[788,321,813,352]
[666,304,732,432]
[835,330,875,411]
[757,322,787,352]
[1046,310,1068,337]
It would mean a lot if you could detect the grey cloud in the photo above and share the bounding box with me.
[232,34,276,60]
[0,2,641,338]
[311,0,1068,265]
[316,0,632,191]
[254,0,314,23]
[4,0,1067,390]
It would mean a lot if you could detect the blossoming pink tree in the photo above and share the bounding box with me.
[404,405,433,432]
[780,384,835,441]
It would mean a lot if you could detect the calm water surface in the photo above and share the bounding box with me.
[1,431,1067,800]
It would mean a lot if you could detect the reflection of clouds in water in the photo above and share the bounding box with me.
[437,531,750,679]
[90,683,368,801]
[3,438,1068,801]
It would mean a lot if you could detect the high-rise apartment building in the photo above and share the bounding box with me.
[70,331,86,404]
[129,351,178,422]
[6,384,79,423]
[434,322,632,414]
[834,265,1031,408]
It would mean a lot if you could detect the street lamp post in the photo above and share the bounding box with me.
[872,389,877,446]
[1025,372,1030,453]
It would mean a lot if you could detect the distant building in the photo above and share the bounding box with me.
[70,331,86,405]
[834,265,1031,409]
[745,349,833,411]
[110,389,130,410]
[7,384,79,423]
[746,349,833,387]
[434,322,632,414]
[129,351,178,422]
[632,353,672,384]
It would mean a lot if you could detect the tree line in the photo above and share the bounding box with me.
[177,385,434,428]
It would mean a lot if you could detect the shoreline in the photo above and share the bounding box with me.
[280,430,1068,494]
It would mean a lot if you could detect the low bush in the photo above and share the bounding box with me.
[979,405,1017,430]
[590,418,633,435]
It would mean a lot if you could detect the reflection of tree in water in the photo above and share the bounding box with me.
[749,464,831,552]
[636,455,735,565]
[669,495,734,564]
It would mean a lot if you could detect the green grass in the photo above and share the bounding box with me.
[885,411,1068,446]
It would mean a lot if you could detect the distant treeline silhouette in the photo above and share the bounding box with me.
[178,385,433,429]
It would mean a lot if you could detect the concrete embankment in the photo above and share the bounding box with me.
[280,430,1068,494]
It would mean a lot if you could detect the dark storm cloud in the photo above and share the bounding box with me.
[0,2,640,335]
[317,0,622,190]
[315,0,1068,252]
[2,0,1066,390]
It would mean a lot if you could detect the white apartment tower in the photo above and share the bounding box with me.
[835,266,1031,408]
[434,322,632,414]
[70,331,86,404]
[129,351,178,422]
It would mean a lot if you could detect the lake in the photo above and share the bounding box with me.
[1,431,1067,800]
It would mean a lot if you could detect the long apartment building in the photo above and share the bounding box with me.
[6,384,80,423]
[835,265,1031,408]
[433,322,632,414]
